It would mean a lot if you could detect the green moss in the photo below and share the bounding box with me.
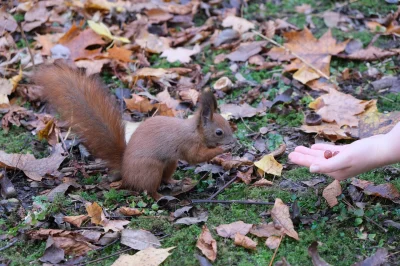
[349,0,398,15]
[332,29,375,46]
[266,110,304,127]
[13,13,24,23]
[0,241,45,265]
[377,93,400,112]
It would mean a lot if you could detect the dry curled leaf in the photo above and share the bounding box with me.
[222,16,255,33]
[196,225,217,262]
[308,242,331,266]
[250,223,283,238]
[234,233,257,250]
[121,229,161,250]
[271,198,299,240]
[351,179,400,202]
[226,41,267,62]
[322,180,342,207]
[300,122,354,142]
[118,207,143,216]
[161,44,201,63]
[338,46,398,61]
[220,103,259,120]
[237,168,253,185]
[215,221,253,239]
[253,178,273,186]
[179,89,200,105]
[63,215,89,228]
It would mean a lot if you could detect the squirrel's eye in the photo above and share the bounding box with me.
[215,129,223,136]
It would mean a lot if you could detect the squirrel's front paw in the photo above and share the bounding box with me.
[220,143,236,152]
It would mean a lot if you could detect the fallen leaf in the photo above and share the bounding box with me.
[213,29,240,47]
[156,89,180,110]
[75,59,110,75]
[39,237,65,264]
[63,215,89,228]
[253,178,274,186]
[118,207,143,216]
[196,225,217,262]
[338,46,398,61]
[179,89,200,105]
[85,202,105,225]
[237,168,253,185]
[306,78,338,92]
[160,44,201,63]
[135,30,170,53]
[174,211,208,225]
[87,20,129,43]
[211,154,253,170]
[322,180,342,207]
[0,143,66,181]
[250,223,283,238]
[309,89,370,127]
[112,247,175,266]
[107,46,132,62]
[301,178,326,187]
[254,155,283,176]
[121,229,161,250]
[353,248,388,266]
[102,219,129,232]
[295,4,312,14]
[215,221,253,239]
[46,182,78,202]
[351,179,400,202]
[265,236,281,250]
[323,11,348,28]
[268,28,348,84]
[234,233,257,250]
[308,242,331,266]
[145,9,173,24]
[226,41,267,62]
[220,103,259,119]
[300,122,354,142]
[222,16,255,33]
[271,198,299,240]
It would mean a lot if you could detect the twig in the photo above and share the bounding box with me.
[208,176,238,200]
[379,95,395,103]
[60,163,107,173]
[252,30,337,85]
[191,199,275,205]
[17,23,35,67]
[240,117,255,132]
[268,235,283,266]
[0,238,18,251]
[79,247,132,266]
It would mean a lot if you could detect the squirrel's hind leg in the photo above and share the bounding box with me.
[121,158,164,199]
[162,161,179,184]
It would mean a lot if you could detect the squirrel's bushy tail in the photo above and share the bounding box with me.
[33,60,126,171]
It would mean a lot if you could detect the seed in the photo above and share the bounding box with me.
[333,151,340,157]
[324,150,333,159]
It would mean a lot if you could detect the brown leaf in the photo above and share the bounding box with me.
[300,122,354,142]
[338,46,398,61]
[211,154,253,170]
[0,8,18,33]
[85,202,105,225]
[135,30,170,53]
[118,207,143,216]
[156,89,180,110]
[63,215,89,228]
[0,143,66,181]
[253,178,274,186]
[107,46,132,62]
[306,78,339,92]
[237,168,253,185]
[226,41,267,62]
[75,59,110,75]
[145,9,173,24]
[295,4,312,14]
[265,236,282,250]
[309,89,370,127]
[121,229,161,250]
[322,180,342,207]
[196,225,217,262]
[35,33,63,55]
[234,233,257,250]
[111,247,174,266]
[215,221,253,239]
[102,219,129,232]
[353,248,388,266]
[179,89,200,105]
[268,28,348,84]
[40,237,65,264]
[250,223,283,238]
[58,24,106,61]
[351,179,400,201]
[271,198,299,240]
[308,242,331,266]
[222,16,255,33]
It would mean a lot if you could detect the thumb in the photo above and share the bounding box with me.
[309,154,350,174]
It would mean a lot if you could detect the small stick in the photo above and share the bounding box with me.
[0,238,18,251]
[17,23,35,67]
[342,200,387,232]
[252,30,336,84]
[268,235,284,266]
[208,176,238,200]
[60,163,107,173]
[191,199,275,205]
[240,117,255,132]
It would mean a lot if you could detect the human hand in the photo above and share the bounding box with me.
[288,134,391,180]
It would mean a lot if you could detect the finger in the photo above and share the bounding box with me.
[311,143,346,152]
[288,152,325,167]
[309,153,351,174]
[294,146,325,157]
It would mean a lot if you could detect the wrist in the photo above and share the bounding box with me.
[380,124,400,165]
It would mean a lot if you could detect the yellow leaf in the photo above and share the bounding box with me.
[10,67,23,91]
[87,20,130,43]
[254,154,282,176]
[112,247,175,266]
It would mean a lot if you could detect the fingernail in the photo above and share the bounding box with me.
[310,165,320,173]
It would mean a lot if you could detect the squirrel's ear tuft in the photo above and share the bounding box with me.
[199,89,217,124]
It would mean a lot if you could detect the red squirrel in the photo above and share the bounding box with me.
[33,61,236,199]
